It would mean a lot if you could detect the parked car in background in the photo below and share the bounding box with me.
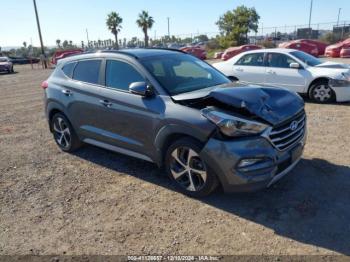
[180,46,207,60]
[0,56,14,73]
[8,56,40,64]
[340,47,350,58]
[278,41,319,57]
[222,45,262,61]
[295,39,328,56]
[43,49,306,197]
[51,49,83,64]
[325,38,350,58]
[213,48,350,103]
[214,51,224,59]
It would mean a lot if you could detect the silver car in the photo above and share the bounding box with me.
[43,49,306,197]
[0,57,14,73]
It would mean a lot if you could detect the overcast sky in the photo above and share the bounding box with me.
[1,0,349,47]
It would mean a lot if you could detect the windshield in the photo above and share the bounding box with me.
[140,54,230,95]
[290,51,322,66]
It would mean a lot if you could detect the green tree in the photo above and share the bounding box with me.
[56,39,61,48]
[136,10,154,47]
[216,5,260,46]
[23,41,27,48]
[62,40,68,49]
[195,34,209,42]
[106,12,123,49]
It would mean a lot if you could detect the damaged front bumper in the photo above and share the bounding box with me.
[200,134,306,193]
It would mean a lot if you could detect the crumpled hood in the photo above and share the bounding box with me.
[173,85,304,126]
[315,61,350,69]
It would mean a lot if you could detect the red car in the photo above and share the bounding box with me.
[278,41,319,57]
[180,46,207,60]
[340,47,350,58]
[294,39,328,56]
[325,38,350,58]
[51,49,83,64]
[222,44,262,61]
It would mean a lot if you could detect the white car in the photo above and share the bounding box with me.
[213,48,350,103]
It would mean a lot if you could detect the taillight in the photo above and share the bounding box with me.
[41,80,48,89]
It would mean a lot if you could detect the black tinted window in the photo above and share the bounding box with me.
[266,53,296,68]
[62,62,76,78]
[236,53,264,66]
[105,60,144,90]
[73,60,101,84]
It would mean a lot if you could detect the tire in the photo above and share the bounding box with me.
[165,137,219,197]
[11,67,14,73]
[50,113,82,152]
[308,80,335,103]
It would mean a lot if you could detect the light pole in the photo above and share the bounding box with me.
[33,0,47,68]
[167,17,170,37]
[337,8,342,26]
[308,0,313,39]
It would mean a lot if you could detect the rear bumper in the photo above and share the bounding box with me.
[200,133,306,193]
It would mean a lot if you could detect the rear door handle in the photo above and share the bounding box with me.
[61,89,73,96]
[99,99,113,108]
[267,70,275,74]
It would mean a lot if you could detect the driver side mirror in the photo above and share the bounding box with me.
[290,62,301,69]
[129,82,154,97]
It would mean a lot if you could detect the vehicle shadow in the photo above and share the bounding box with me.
[0,71,18,75]
[73,145,350,255]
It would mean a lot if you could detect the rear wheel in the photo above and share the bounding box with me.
[165,137,219,197]
[50,113,82,152]
[309,80,335,103]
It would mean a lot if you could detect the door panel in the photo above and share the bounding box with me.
[264,53,308,93]
[232,52,266,84]
[97,88,165,156]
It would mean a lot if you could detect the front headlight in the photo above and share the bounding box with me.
[201,108,269,137]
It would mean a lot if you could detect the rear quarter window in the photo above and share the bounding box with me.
[61,62,76,78]
[73,59,101,85]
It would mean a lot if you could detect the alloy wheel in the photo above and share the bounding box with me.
[313,84,332,102]
[53,117,71,149]
[169,147,207,192]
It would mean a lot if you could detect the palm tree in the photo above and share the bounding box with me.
[106,12,123,49]
[56,39,61,48]
[136,10,154,47]
[23,41,27,48]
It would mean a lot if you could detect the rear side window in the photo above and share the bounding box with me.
[73,60,101,84]
[61,62,76,78]
[236,53,264,66]
[105,60,144,91]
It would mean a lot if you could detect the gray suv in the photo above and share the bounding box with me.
[43,49,306,197]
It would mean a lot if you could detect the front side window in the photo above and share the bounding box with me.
[73,60,101,84]
[266,53,297,68]
[62,62,76,78]
[235,53,264,66]
[105,60,144,91]
[141,54,229,95]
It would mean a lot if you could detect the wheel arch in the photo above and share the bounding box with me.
[154,124,211,167]
[308,77,330,93]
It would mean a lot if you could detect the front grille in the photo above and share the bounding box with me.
[268,110,306,151]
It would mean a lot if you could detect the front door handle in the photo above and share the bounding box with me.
[61,89,73,96]
[235,68,243,72]
[99,99,113,108]
[267,70,276,74]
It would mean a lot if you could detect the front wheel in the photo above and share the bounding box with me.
[309,80,335,103]
[165,137,219,197]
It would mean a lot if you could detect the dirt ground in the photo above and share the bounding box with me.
[0,62,350,256]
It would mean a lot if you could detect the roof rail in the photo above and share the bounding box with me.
[144,47,187,54]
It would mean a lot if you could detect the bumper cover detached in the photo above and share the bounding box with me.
[200,134,305,193]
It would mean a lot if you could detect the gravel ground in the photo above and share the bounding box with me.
[0,63,349,256]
